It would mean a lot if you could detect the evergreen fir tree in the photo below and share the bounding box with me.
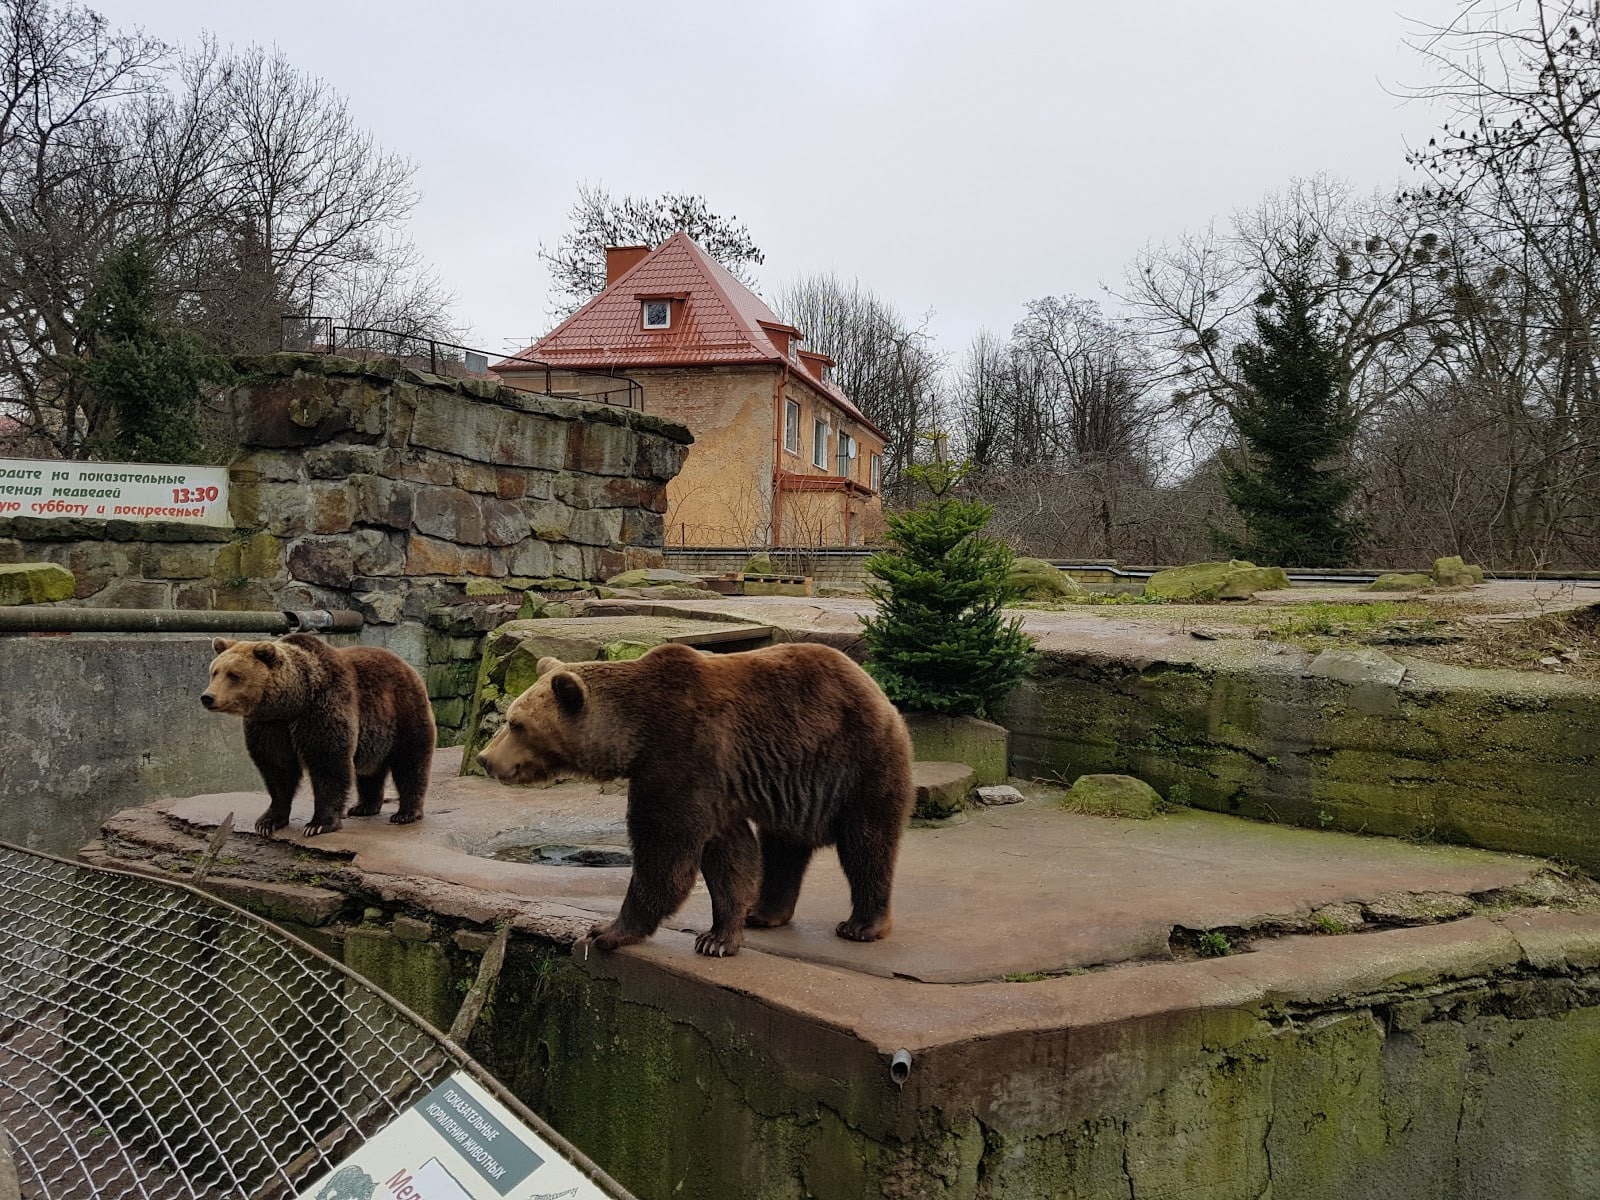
[77,240,211,463]
[861,446,1031,718]
[1216,277,1363,568]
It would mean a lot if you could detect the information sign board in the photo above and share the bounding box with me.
[296,1072,612,1200]
[0,456,230,526]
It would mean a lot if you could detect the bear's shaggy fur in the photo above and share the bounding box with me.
[202,633,435,837]
[476,641,915,957]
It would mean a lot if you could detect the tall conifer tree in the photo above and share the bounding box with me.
[1217,278,1363,567]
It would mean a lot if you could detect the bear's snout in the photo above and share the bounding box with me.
[200,692,216,709]
[475,751,489,771]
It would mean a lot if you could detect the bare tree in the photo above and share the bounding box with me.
[539,184,764,317]
[0,2,454,457]
[775,273,946,493]
[1395,1,1600,567]
[1125,176,1449,433]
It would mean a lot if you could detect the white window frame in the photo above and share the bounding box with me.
[870,453,882,492]
[784,400,801,455]
[812,418,829,469]
[641,300,671,329]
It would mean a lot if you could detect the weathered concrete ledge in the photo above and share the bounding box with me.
[998,639,1600,872]
[85,752,1600,1199]
[570,595,1600,873]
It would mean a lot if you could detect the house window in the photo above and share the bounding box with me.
[836,431,854,477]
[870,453,882,492]
[642,300,671,329]
[812,418,828,469]
[784,400,800,455]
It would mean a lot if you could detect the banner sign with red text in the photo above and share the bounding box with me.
[295,1072,613,1200]
[0,457,230,525]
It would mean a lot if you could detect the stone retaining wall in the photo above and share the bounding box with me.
[998,643,1600,871]
[0,355,691,667]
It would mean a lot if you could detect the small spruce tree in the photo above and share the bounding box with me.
[860,440,1031,718]
[76,239,212,463]
[1216,276,1363,568]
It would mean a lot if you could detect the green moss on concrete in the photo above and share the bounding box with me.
[998,648,1600,871]
[451,937,1600,1200]
[342,926,464,1031]
[0,561,74,604]
[1369,572,1433,592]
[1006,557,1088,601]
[1144,559,1292,602]
[1433,554,1486,587]
[903,713,1009,787]
[1062,773,1161,818]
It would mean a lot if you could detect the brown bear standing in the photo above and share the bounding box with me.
[202,633,435,837]
[476,641,915,957]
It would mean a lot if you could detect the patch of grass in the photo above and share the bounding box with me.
[1003,971,1049,983]
[1313,913,1347,934]
[1196,931,1233,958]
[1264,601,1426,641]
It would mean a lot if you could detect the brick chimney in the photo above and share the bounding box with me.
[605,245,652,286]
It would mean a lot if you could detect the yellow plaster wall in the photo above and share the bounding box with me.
[633,366,778,547]
[780,373,887,547]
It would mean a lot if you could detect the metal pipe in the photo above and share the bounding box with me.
[889,1049,912,1086]
[0,608,362,634]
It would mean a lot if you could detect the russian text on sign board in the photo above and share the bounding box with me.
[0,457,230,526]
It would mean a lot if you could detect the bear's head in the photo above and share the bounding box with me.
[477,656,612,785]
[201,638,285,717]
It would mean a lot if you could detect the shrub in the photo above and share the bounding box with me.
[860,446,1031,717]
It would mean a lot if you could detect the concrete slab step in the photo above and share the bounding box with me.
[913,760,976,820]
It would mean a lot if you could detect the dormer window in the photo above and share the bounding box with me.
[642,300,671,329]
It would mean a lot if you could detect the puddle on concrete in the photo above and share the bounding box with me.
[488,842,632,868]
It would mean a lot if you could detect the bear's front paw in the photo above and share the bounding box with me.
[254,812,288,837]
[301,816,343,838]
[347,801,383,817]
[587,921,641,953]
[388,810,423,825]
[694,928,743,958]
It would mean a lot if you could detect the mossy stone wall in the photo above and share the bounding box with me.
[998,646,1600,870]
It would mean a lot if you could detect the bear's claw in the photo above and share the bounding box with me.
[388,811,423,825]
[587,921,641,953]
[694,930,742,957]
[301,817,342,838]
[253,813,288,837]
[835,915,892,942]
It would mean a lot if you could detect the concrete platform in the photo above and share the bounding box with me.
[101,747,1587,989]
[86,746,1600,1199]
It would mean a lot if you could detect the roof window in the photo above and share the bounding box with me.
[642,300,671,330]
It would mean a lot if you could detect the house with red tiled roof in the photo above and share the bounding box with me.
[496,232,887,549]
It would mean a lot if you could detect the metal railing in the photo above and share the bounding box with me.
[281,318,643,410]
[0,841,634,1200]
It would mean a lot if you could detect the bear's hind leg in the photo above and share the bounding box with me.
[349,769,387,817]
[833,811,903,943]
[745,831,814,929]
[696,823,759,957]
[245,722,300,837]
[386,739,432,825]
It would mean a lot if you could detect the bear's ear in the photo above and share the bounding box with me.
[252,642,281,667]
[536,656,563,677]
[549,671,586,715]
[213,637,235,653]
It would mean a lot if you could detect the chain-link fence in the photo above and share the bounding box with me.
[0,842,631,1200]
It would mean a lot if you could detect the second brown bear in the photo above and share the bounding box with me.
[476,641,915,957]
[202,633,435,837]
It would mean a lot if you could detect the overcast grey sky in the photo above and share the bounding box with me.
[95,0,1462,358]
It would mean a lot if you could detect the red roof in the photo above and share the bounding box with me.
[499,232,883,439]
